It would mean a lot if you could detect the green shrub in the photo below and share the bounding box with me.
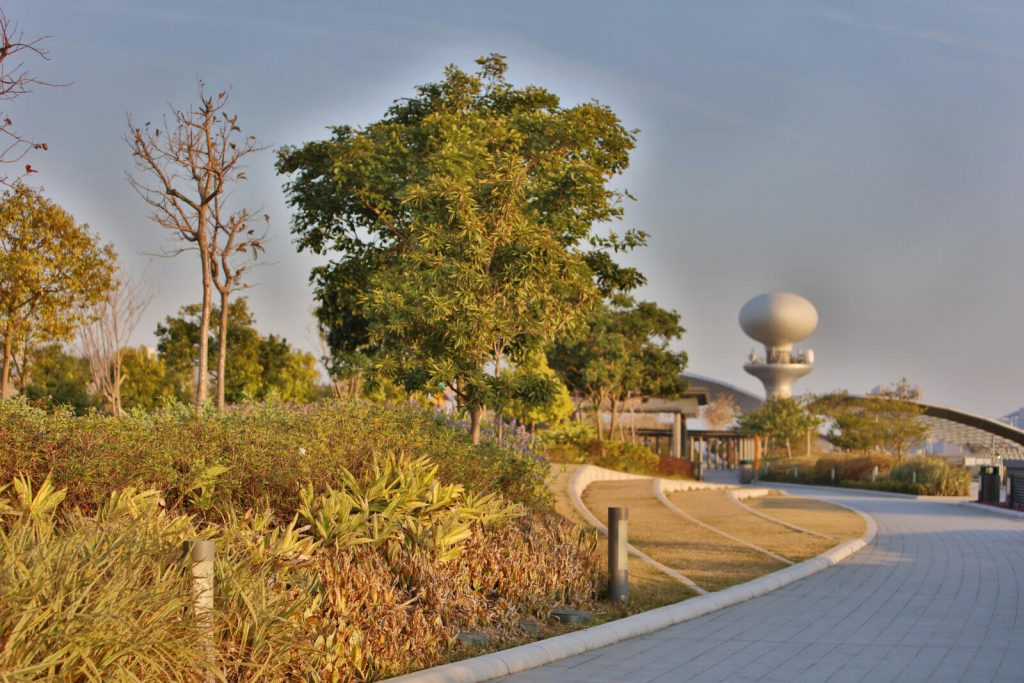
[890,457,971,496]
[591,440,660,475]
[813,453,898,483]
[0,398,551,515]
[838,479,930,495]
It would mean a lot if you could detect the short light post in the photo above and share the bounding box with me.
[185,539,216,681]
[608,507,628,604]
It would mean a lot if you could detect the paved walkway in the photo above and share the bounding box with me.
[499,486,1024,682]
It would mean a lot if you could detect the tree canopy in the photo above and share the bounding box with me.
[277,55,645,441]
[0,185,115,399]
[809,379,929,455]
[737,397,820,458]
[548,294,688,440]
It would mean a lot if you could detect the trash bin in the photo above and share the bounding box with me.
[739,459,754,484]
[978,465,1000,504]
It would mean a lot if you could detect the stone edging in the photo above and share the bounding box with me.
[725,489,836,541]
[960,501,1024,520]
[387,469,878,683]
[563,465,705,594]
[655,479,793,565]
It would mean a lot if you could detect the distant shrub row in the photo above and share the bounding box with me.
[538,420,693,478]
[762,452,971,496]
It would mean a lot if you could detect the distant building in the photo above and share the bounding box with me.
[1002,408,1024,430]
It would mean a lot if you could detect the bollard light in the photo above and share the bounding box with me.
[608,507,628,604]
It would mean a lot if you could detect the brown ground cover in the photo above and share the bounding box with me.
[583,480,785,592]
[742,492,866,541]
[666,490,836,562]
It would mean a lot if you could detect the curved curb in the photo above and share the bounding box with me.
[566,466,705,594]
[726,489,836,541]
[388,475,878,683]
[960,501,1024,520]
[654,479,794,565]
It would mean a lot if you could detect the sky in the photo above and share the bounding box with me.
[8,1,1024,418]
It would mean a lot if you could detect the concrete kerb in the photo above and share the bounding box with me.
[959,501,1024,520]
[388,468,879,683]
[725,488,836,541]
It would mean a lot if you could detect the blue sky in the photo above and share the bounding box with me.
[10,1,1024,417]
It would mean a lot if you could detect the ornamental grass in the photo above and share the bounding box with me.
[0,410,600,681]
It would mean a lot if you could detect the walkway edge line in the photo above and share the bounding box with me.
[388,471,878,683]
[959,501,1024,520]
[563,465,706,594]
[655,479,794,565]
[725,489,836,541]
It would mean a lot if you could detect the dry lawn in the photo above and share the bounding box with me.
[743,492,866,541]
[666,490,836,562]
[546,465,694,610]
[583,480,786,592]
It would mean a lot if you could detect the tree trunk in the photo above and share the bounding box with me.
[609,397,620,441]
[786,437,792,459]
[216,290,229,412]
[496,414,504,445]
[469,406,482,445]
[1,332,11,400]
[594,394,606,441]
[194,234,212,411]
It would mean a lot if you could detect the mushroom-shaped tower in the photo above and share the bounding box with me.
[740,292,818,399]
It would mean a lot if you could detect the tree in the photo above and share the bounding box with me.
[119,346,177,412]
[156,298,318,405]
[0,10,60,185]
[548,295,688,441]
[278,55,644,443]
[126,82,265,411]
[258,335,319,403]
[737,397,820,458]
[0,185,115,399]
[810,379,929,455]
[502,352,574,429]
[78,271,150,416]
[23,343,95,414]
[704,394,738,431]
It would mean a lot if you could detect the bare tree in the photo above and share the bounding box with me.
[79,271,151,416]
[210,196,268,410]
[0,10,60,186]
[704,394,738,431]
[126,82,264,411]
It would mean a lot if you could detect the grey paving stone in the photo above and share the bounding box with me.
[493,486,1024,683]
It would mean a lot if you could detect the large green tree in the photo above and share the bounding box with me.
[278,55,644,442]
[810,379,929,455]
[0,185,115,399]
[548,295,688,441]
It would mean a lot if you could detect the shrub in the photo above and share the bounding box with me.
[813,453,898,483]
[838,479,930,496]
[0,398,551,516]
[0,465,600,681]
[590,440,661,475]
[890,457,971,496]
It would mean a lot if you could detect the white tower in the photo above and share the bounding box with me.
[740,292,818,399]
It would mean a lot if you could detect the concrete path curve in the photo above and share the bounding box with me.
[498,486,1024,683]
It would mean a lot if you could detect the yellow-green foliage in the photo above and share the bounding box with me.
[0,398,551,515]
[0,460,599,681]
[890,457,971,496]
